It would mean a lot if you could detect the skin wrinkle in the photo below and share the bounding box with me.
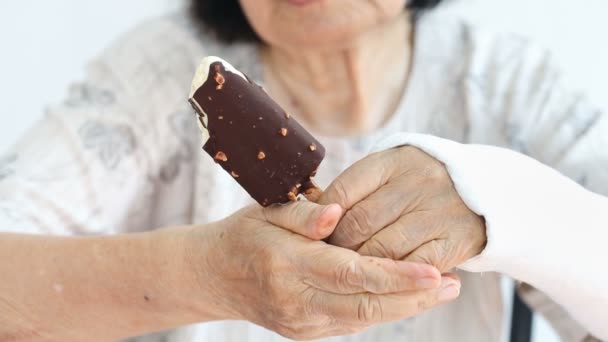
[194,203,445,338]
[407,239,450,271]
[329,156,430,249]
[344,206,376,246]
[364,237,397,260]
[326,146,486,276]
[343,49,365,129]
[253,1,411,136]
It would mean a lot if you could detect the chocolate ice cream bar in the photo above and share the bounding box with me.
[188,56,324,207]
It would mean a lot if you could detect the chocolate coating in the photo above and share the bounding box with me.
[189,62,325,206]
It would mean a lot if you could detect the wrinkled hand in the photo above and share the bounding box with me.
[320,146,487,273]
[188,201,461,340]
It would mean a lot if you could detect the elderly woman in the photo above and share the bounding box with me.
[1,0,607,341]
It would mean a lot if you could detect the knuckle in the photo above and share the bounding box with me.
[335,259,365,291]
[427,239,452,271]
[362,237,395,259]
[420,159,450,185]
[329,177,351,208]
[302,288,320,318]
[339,206,374,246]
[434,239,451,257]
[260,204,284,223]
[255,244,282,275]
[357,295,384,324]
[410,249,434,266]
[395,214,430,242]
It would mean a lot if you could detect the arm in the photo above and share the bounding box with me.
[0,202,453,341]
[0,35,204,340]
[370,131,608,341]
[0,228,211,341]
[321,41,608,340]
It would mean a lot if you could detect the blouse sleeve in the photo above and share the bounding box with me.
[0,19,201,236]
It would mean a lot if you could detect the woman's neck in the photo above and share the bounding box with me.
[262,12,413,136]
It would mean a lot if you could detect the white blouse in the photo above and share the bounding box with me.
[0,9,606,342]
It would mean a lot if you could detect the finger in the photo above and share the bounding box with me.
[318,150,398,209]
[357,210,439,260]
[327,180,426,249]
[318,146,439,210]
[263,202,343,240]
[300,245,442,294]
[403,239,460,273]
[312,276,461,325]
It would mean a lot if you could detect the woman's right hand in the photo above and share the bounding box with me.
[186,202,461,340]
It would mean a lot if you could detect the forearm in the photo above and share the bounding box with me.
[0,226,222,341]
[372,133,608,340]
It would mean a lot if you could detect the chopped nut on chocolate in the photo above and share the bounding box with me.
[214,151,228,162]
[257,151,266,160]
[218,116,224,120]
[214,73,225,90]
[285,112,290,119]
[214,73,225,85]
[287,192,298,202]
[231,171,239,178]
[208,96,212,101]
[304,186,322,202]
[309,144,317,151]
[280,128,288,136]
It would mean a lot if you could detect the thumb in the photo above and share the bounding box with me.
[263,202,343,240]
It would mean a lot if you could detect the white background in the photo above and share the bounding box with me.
[1,1,606,341]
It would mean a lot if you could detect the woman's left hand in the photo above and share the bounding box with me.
[319,146,487,272]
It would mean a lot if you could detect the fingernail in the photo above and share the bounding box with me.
[416,277,440,289]
[438,281,461,302]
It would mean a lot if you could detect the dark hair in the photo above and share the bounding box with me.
[190,0,443,44]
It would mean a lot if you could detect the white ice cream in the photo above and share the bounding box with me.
[188,56,247,143]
